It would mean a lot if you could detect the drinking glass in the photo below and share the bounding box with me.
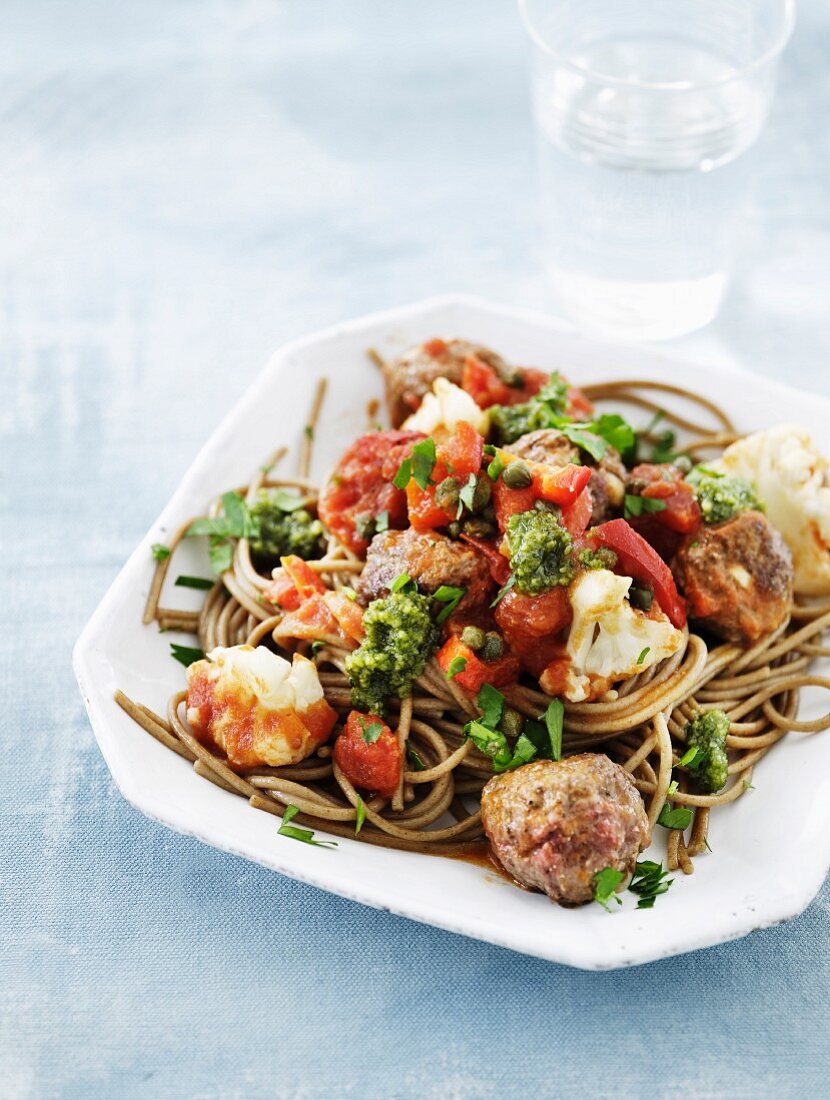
[519,0,796,339]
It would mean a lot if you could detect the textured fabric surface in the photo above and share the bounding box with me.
[3,1,830,1096]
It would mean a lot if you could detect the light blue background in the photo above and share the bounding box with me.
[3,2,830,1097]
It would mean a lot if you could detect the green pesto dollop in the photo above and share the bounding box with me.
[346,590,438,715]
[685,709,730,793]
[578,546,618,571]
[249,492,325,563]
[686,467,763,525]
[488,400,552,445]
[506,509,575,595]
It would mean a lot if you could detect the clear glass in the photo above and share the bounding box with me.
[519,0,796,339]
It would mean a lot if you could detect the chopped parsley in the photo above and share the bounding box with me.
[174,575,215,590]
[391,571,415,594]
[151,543,171,561]
[464,685,563,773]
[278,804,338,848]
[446,655,468,679]
[354,796,366,835]
[433,584,465,624]
[406,742,426,771]
[543,699,564,761]
[487,453,505,481]
[629,860,674,909]
[593,867,625,911]
[636,646,651,664]
[169,644,205,667]
[459,473,478,512]
[490,574,516,608]
[359,717,384,744]
[624,494,668,519]
[185,491,257,575]
[657,803,694,831]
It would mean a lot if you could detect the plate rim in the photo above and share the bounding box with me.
[73,292,830,970]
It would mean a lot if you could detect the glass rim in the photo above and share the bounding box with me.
[518,0,796,91]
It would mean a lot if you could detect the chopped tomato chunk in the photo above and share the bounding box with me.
[281,555,327,601]
[561,486,593,536]
[334,711,403,800]
[461,354,512,409]
[436,636,520,694]
[494,587,573,676]
[441,420,484,478]
[629,463,702,535]
[532,462,592,506]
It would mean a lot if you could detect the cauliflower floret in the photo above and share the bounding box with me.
[185,645,337,769]
[712,424,830,595]
[402,377,489,436]
[561,570,684,702]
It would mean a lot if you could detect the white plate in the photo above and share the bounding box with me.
[74,294,830,970]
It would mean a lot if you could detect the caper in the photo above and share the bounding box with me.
[499,707,524,739]
[502,461,533,490]
[435,476,461,511]
[674,454,693,473]
[481,503,496,523]
[629,585,654,612]
[460,625,486,651]
[462,517,496,539]
[480,631,504,662]
[447,521,462,539]
[471,476,492,512]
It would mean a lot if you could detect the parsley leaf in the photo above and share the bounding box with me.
[278,804,338,848]
[391,572,416,594]
[446,655,468,679]
[185,492,256,575]
[151,543,170,561]
[678,745,705,768]
[477,683,505,729]
[629,860,674,909]
[310,640,325,655]
[465,720,513,772]
[170,644,205,667]
[433,584,465,624]
[375,509,390,533]
[208,537,234,575]
[624,494,668,519]
[593,867,625,911]
[657,803,693,831]
[393,458,412,490]
[304,424,314,441]
[175,575,215,590]
[354,795,366,835]
[459,473,478,512]
[359,717,384,744]
[268,490,307,513]
[411,437,437,490]
[636,646,650,664]
[543,699,564,760]
[490,575,516,608]
[406,742,426,771]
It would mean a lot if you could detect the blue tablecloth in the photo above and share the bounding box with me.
[4,1,830,1095]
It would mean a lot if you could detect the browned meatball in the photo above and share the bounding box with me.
[674,510,793,644]
[506,429,626,524]
[355,528,493,610]
[481,755,649,906]
[383,338,508,427]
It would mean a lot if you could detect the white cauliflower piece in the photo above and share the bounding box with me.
[561,570,684,702]
[402,377,489,435]
[712,424,830,595]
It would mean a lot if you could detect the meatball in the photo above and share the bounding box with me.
[674,510,794,644]
[506,429,626,524]
[355,527,493,610]
[383,338,508,427]
[481,755,649,906]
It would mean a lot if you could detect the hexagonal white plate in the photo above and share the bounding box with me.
[74,295,830,969]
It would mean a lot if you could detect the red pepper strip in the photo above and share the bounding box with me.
[561,486,593,537]
[280,555,327,602]
[436,637,520,694]
[588,519,687,628]
[532,462,592,507]
[460,534,511,586]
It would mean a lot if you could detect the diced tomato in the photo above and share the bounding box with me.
[265,567,301,610]
[492,478,537,531]
[629,463,702,535]
[561,486,593,536]
[625,515,684,564]
[532,462,592,507]
[513,367,549,402]
[405,457,454,532]
[333,711,403,800]
[319,430,425,555]
[423,338,448,358]
[441,420,484,478]
[273,593,340,642]
[460,534,511,586]
[436,636,520,694]
[325,591,365,642]
[494,586,573,676]
[565,386,595,420]
[588,519,687,628]
[461,355,513,409]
